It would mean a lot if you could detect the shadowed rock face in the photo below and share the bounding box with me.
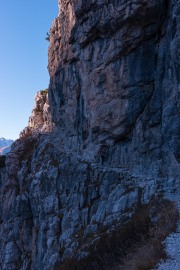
[0,0,180,269]
[48,0,180,177]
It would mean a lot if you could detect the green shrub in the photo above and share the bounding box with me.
[39,89,48,95]
[32,108,42,114]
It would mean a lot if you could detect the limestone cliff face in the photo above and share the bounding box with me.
[48,0,180,178]
[20,90,54,138]
[0,0,180,269]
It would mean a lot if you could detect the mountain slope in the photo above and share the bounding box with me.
[0,138,13,155]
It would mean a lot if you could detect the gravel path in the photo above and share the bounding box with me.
[155,196,180,270]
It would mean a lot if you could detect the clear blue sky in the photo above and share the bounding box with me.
[0,1,58,140]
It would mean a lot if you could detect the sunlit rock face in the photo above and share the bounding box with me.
[0,0,180,269]
[20,90,54,138]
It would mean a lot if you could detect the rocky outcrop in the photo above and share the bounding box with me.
[20,90,54,138]
[0,0,180,269]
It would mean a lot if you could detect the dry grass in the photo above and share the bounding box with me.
[113,200,179,270]
[116,239,165,270]
[56,198,179,270]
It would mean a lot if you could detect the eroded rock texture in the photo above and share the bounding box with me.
[20,90,54,138]
[0,0,180,269]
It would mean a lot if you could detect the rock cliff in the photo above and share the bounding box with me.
[20,89,54,138]
[0,0,180,269]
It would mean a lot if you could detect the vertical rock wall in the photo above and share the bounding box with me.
[48,0,180,177]
[0,0,180,269]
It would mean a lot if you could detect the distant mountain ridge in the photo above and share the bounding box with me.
[0,138,14,155]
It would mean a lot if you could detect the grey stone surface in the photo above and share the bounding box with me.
[0,0,180,269]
